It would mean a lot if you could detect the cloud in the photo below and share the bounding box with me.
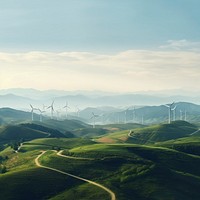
[0,46,200,92]
[160,40,200,51]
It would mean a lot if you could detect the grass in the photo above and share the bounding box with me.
[73,127,108,138]
[49,183,110,200]
[22,138,95,151]
[38,143,200,199]
[0,167,83,200]
[1,120,200,199]
[155,135,200,156]
[127,121,197,144]
[95,130,129,143]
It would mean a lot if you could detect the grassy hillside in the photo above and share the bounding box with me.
[0,147,108,200]
[1,118,200,199]
[40,144,200,200]
[36,119,89,133]
[99,123,145,131]
[155,135,200,156]
[0,123,66,145]
[0,107,39,124]
[73,128,108,138]
[95,130,128,143]
[127,121,197,144]
[22,138,95,152]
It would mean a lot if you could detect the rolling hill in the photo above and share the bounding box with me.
[0,123,66,145]
[127,121,198,144]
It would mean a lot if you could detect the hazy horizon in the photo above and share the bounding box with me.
[0,1,200,92]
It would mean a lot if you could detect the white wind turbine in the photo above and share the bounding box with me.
[63,101,70,119]
[38,109,45,122]
[125,108,129,124]
[171,105,177,121]
[30,104,36,121]
[47,100,55,119]
[91,112,99,128]
[184,110,187,121]
[164,102,175,124]
[132,107,136,123]
[76,106,80,118]
[180,110,183,120]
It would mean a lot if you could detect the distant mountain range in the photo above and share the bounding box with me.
[1,88,200,111]
[1,102,200,126]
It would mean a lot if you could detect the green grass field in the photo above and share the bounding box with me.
[1,119,200,199]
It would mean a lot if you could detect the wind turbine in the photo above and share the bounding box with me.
[125,108,129,124]
[132,107,136,123]
[171,105,177,121]
[47,100,55,119]
[76,106,80,118]
[184,110,187,121]
[30,104,37,121]
[38,109,45,122]
[164,102,175,124]
[180,110,183,120]
[63,101,70,119]
[91,112,99,128]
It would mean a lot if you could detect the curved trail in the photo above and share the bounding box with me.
[190,129,200,136]
[128,130,155,143]
[35,151,116,200]
[57,150,94,160]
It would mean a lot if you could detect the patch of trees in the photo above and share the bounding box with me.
[10,138,24,151]
[0,165,6,173]
[0,156,8,174]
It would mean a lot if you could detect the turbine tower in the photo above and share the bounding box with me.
[180,110,183,120]
[164,102,175,124]
[76,106,80,118]
[125,108,129,124]
[38,109,45,122]
[171,105,177,121]
[47,100,55,119]
[132,107,136,123]
[30,104,36,121]
[91,112,99,128]
[63,101,70,119]
[184,110,187,121]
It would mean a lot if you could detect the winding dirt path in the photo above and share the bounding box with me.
[57,150,94,160]
[190,129,200,136]
[35,151,116,200]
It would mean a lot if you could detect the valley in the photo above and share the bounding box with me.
[1,108,200,199]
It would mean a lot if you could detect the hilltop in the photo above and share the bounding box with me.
[127,121,197,144]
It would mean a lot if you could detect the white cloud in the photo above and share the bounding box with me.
[0,47,200,92]
[160,40,200,51]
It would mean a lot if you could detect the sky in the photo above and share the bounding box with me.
[0,0,200,93]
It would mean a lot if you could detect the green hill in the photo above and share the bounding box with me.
[36,119,89,133]
[155,134,200,156]
[98,123,145,131]
[41,144,200,200]
[0,123,66,145]
[127,121,197,144]
[0,107,39,124]
[73,127,108,138]
[22,138,95,152]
